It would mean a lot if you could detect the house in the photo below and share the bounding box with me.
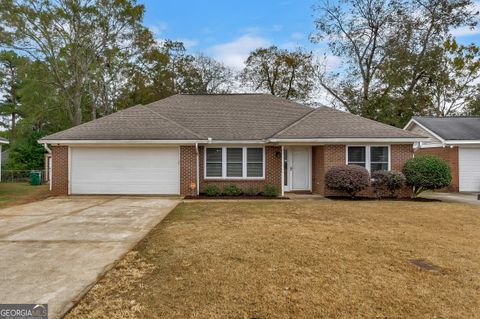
[404,117,480,192]
[38,94,425,196]
[0,137,9,182]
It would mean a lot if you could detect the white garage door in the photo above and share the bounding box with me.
[459,148,480,192]
[70,147,180,195]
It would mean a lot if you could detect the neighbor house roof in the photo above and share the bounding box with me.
[39,94,424,143]
[409,117,480,141]
[0,137,8,144]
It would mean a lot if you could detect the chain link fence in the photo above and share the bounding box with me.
[1,170,46,183]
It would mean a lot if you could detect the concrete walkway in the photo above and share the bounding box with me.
[421,192,480,206]
[0,196,179,319]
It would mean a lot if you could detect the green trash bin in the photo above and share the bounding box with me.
[30,171,42,186]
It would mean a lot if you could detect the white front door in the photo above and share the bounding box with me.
[285,146,311,191]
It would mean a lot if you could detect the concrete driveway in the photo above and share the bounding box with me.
[0,196,179,319]
[422,192,480,206]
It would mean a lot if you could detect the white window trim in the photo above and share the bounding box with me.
[346,145,391,172]
[204,146,265,180]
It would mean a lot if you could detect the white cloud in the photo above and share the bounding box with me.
[207,34,271,69]
[149,21,168,37]
[290,32,304,40]
[451,26,480,37]
[177,38,199,49]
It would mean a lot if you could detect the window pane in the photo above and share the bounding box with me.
[227,148,243,163]
[206,163,222,177]
[247,148,263,162]
[227,163,243,177]
[206,148,222,162]
[371,147,388,162]
[371,163,388,172]
[348,147,366,164]
[247,163,263,177]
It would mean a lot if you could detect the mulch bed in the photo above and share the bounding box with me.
[184,195,290,200]
[326,196,441,202]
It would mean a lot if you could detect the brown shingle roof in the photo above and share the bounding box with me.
[273,106,424,139]
[40,94,423,141]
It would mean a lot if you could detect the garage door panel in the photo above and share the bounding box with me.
[459,148,480,192]
[70,147,180,195]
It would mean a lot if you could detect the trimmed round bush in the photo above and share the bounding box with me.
[325,165,370,197]
[244,186,260,196]
[402,155,452,196]
[223,184,242,196]
[263,184,279,197]
[203,185,221,197]
[371,170,406,198]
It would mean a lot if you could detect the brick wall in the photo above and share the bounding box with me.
[416,147,459,192]
[197,146,282,194]
[180,146,197,196]
[51,146,69,196]
[312,144,414,198]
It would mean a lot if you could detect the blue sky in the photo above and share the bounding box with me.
[140,0,480,70]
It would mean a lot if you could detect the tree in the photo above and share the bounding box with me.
[0,51,30,135]
[0,0,147,126]
[241,46,316,101]
[312,0,479,126]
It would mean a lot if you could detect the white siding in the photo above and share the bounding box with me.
[70,147,180,195]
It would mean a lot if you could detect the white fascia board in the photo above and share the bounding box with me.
[268,137,428,144]
[202,140,267,144]
[444,140,480,145]
[38,139,208,145]
[403,119,446,143]
[0,141,9,144]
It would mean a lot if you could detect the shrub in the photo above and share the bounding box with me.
[371,170,406,198]
[325,165,370,197]
[223,184,242,196]
[203,185,221,197]
[403,155,452,196]
[244,186,260,196]
[263,184,279,197]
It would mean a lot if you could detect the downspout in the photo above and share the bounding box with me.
[43,143,52,154]
[195,143,200,196]
[43,143,52,190]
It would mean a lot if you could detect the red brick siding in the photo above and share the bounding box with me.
[180,146,197,196]
[51,146,69,196]
[197,146,282,194]
[415,147,459,192]
[312,144,414,198]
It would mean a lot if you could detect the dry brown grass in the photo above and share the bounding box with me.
[66,200,480,318]
[0,183,50,209]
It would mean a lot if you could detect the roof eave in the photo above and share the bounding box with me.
[38,139,209,145]
[269,137,427,143]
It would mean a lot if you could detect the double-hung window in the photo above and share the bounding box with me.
[347,146,390,172]
[205,147,264,179]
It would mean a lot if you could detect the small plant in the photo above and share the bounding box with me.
[223,184,242,196]
[244,186,260,196]
[203,185,221,197]
[263,184,279,197]
[371,170,406,198]
[403,155,452,197]
[325,165,370,198]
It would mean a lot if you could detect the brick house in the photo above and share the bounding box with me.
[39,94,425,197]
[404,117,480,192]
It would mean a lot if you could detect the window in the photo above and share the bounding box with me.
[205,147,264,179]
[347,146,390,172]
[247,148,263,177]
[206,148,222,177]
[227,148,243,177]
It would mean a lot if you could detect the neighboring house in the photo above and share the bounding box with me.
[38,94,425,196]
[0,137,9,182]
[404,117,480,192]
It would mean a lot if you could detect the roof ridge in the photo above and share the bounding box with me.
[270,106,321,138]
[141,105,205,139]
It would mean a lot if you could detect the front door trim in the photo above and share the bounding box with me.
[283,146,312,192]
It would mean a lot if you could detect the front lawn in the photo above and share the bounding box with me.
[0,182,50,209]
[66,200,480,318]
